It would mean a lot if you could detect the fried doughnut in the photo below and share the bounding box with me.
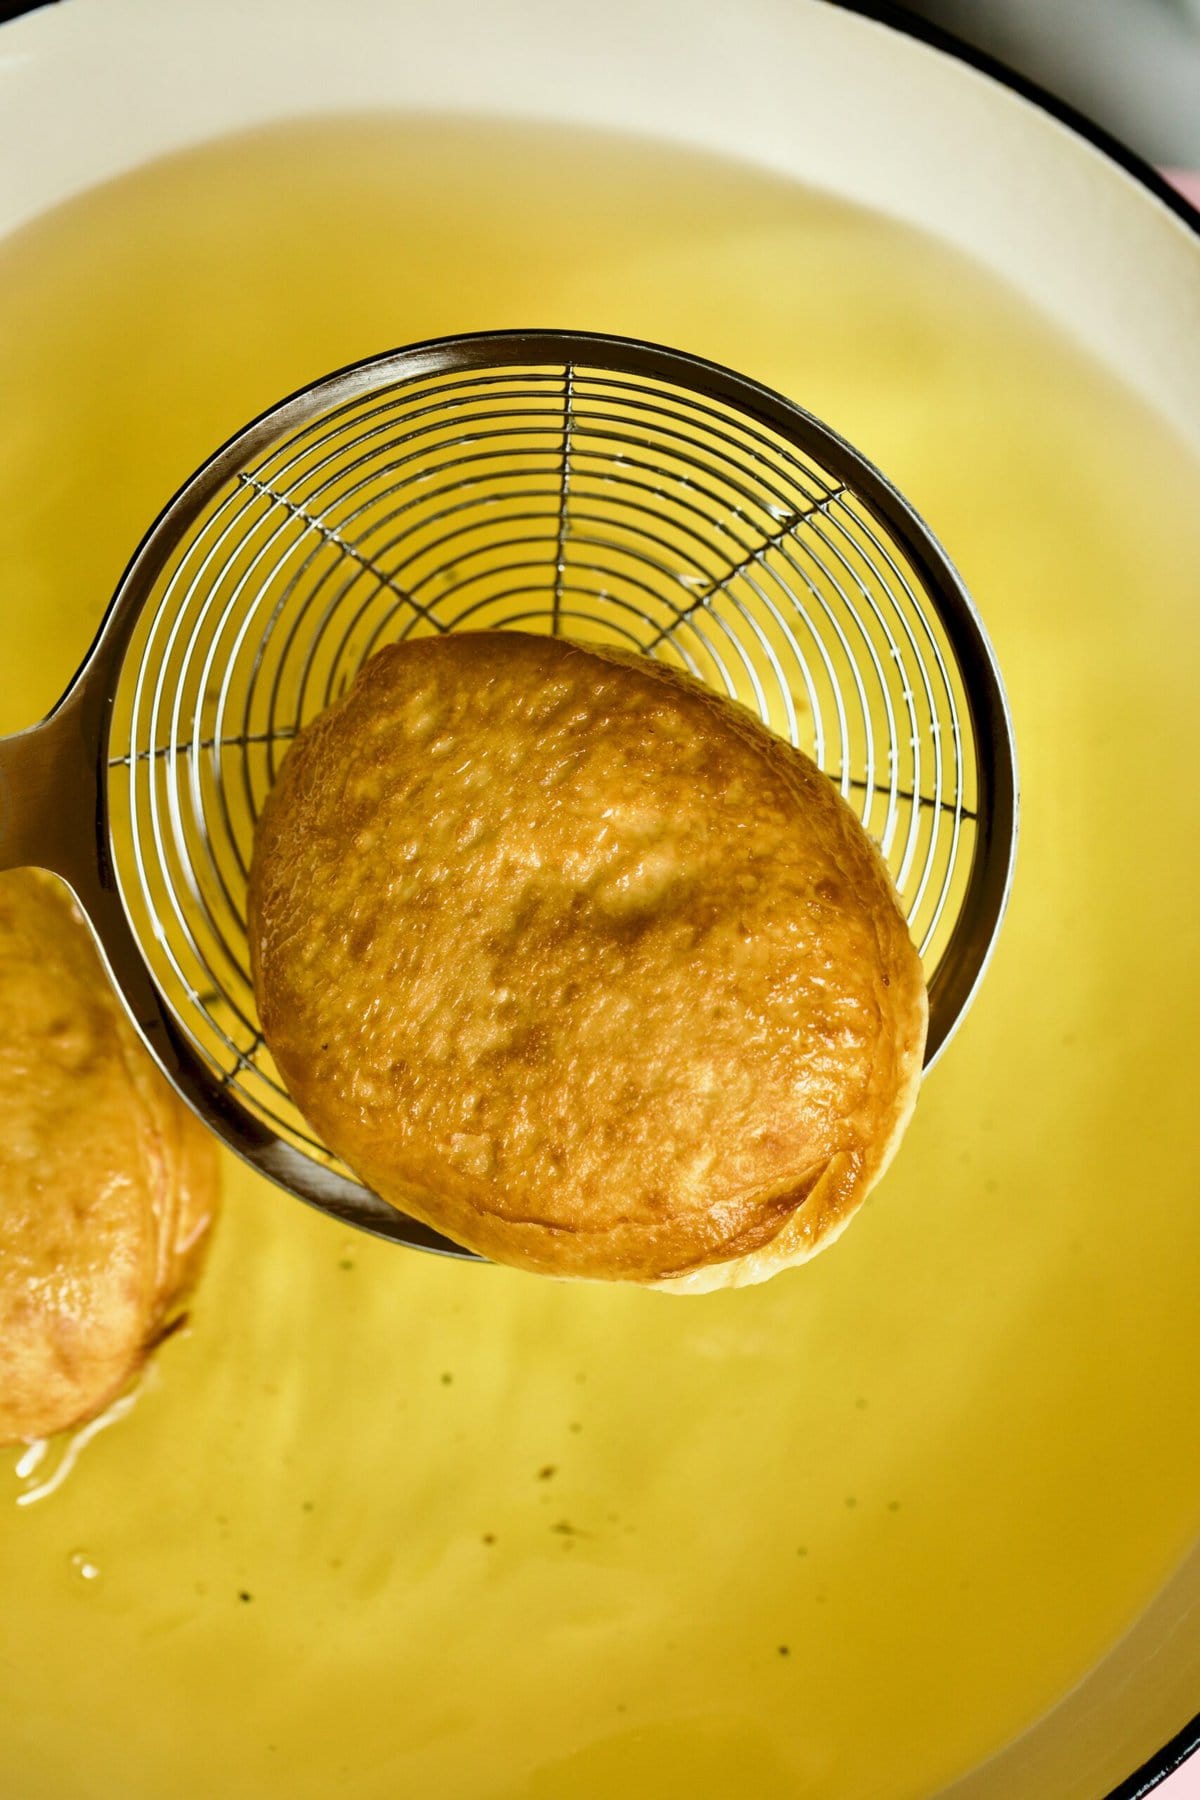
[248,633,926,1288]
[0,871,219,1443]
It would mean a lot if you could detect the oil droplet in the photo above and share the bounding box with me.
[16,1386,141,1507]
[68,1550,101,1583]
[14,1440,48,1481]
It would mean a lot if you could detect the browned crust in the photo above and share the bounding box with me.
[0,871,220,1445]
[249,632,927,1287]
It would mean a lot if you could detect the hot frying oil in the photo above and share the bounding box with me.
[1,117,1199,1800]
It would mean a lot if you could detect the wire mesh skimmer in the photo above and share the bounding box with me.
[0,331,1017,1255]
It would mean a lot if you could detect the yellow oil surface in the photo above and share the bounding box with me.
[1,117,1199,1800]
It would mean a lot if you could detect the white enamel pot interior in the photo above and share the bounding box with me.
[0,2,1197,1796]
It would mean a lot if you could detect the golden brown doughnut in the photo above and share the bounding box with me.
[0,870,219,1443]
[249,632,926,1288]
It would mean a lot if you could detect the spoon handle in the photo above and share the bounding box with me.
[0,689,99,884]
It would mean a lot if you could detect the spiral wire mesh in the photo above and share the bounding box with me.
[104,335,1012,1200]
